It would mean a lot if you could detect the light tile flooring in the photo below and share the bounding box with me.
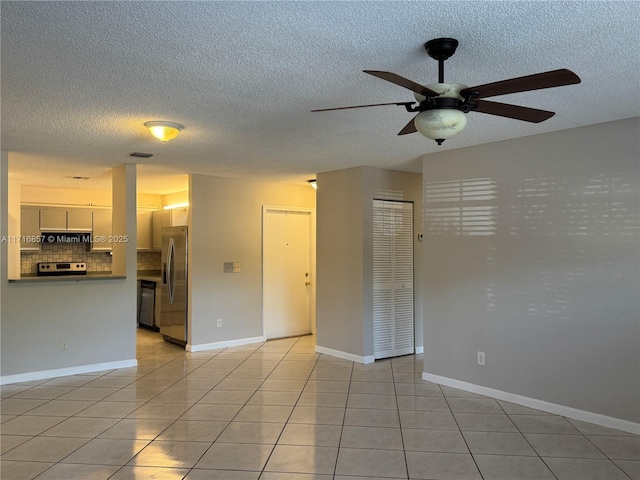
[1,329,638,480]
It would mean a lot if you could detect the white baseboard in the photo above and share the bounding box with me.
[422,372,640,435]
[0,359,138,386]
[315,345,375,364]
[187,336,266,352]
[415,346,424,354]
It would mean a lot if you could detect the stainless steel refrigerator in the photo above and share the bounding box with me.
[160,226,188,346]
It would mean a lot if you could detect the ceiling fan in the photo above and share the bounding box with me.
[312,38,581,145]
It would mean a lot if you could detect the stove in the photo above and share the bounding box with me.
[37,262,87,276]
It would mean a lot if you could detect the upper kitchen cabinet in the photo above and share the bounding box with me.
[39,207,92,231]
[92,208,112,251]
[152,208,187,250]
[20,206,41,251]
[152,211,162,251]
[166,208,188,227]
[91,208,158,251]
[137,210,153,250]
[67,208,93,231]
[39,208,67,230]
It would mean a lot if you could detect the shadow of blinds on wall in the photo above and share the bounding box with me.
[373,200,414,359]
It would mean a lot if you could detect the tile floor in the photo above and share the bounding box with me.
[1,329,638,480]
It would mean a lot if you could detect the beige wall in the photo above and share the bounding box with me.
[162,191,188,209]
[316,167,365,357]
[21,185,161,210]
[21,185,112,206]
[421,118,640,425]
[1,153,7,342]
[7,160,20,279]
[316,166,423,360]
[188,174,316,349]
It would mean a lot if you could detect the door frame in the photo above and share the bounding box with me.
[262,205,316,340]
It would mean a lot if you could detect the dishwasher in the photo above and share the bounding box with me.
[138,280,157,330]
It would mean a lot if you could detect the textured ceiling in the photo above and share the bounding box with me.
[2,1,639,194]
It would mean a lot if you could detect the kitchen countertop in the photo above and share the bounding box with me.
[11,269,163,283]
[137,270,162,283]
[10,272,126,283]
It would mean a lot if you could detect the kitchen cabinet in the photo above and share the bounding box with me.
[166,208,188,227]
[151,208,187,250]
[20,206,41,251]
[39,208,67,231]
[92,208,112,251]
[67,208,93,231]
[152,211,162,250]
[39,207,92,231]
[137,210,153,251]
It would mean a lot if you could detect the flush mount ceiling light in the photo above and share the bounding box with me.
[144,121,184,142]
[308,179,317,189]
[312,38,580,145]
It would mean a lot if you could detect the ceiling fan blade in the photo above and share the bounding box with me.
[461,69,581,99]
[397,117,417,135]
[472,100,555,123]
[364,70,439,97]
[474,99,555,123]
[311,101,413,112]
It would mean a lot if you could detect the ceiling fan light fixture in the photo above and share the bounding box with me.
[144,121,183,142]
[414,109,467,145]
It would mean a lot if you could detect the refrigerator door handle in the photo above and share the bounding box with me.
[167,237,175,304]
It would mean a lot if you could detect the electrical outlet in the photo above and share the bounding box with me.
[217,319,222,328]
[60,340,68,351]
[477,351,485,366]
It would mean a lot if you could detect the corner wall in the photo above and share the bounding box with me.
[316,168,365,357]
[316,166,423,360]
[421,118,640,425]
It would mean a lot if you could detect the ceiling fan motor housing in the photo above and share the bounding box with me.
[414,83,467,103]
[411,83,478,113]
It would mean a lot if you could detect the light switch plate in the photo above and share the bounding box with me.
[224,262,241,273]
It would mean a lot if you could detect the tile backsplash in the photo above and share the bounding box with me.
[137,251,162,271]
[21,244,161,274]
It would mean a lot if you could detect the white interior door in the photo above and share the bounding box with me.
[264,208,312,339]
[373,200,414,359]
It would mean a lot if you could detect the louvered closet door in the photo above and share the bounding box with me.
[373,200,414,359]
